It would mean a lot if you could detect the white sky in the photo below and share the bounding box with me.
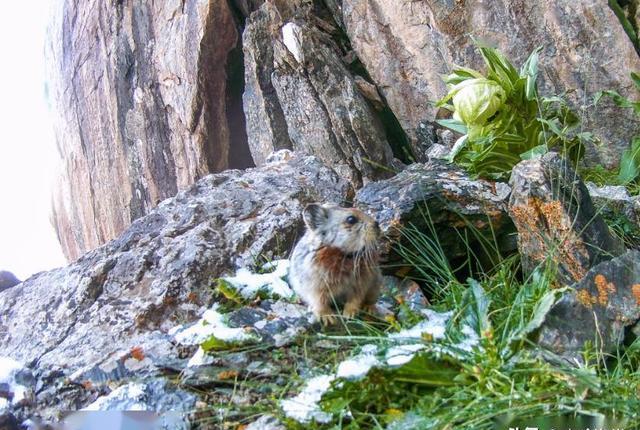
[0,1,66,280]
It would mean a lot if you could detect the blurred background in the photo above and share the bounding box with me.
[0,1,65,280]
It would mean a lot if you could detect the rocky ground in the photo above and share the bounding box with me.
[1,152,640,428]
[4,0,640,428]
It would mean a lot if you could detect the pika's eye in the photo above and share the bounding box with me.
[345,215,358,225]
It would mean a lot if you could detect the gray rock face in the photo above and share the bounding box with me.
[341,0,640,164]
[509,153,624,286]
[0,155,350,381]
[355,160,515,264]
[0,272,20,292]
[242,3,292,167]
[587,182,640,227]
[0,412,19,430]
[245,415,286,430]
[538,250,640,364]
[242,0,396,186]
[82,379,195,430]
[46,0,249,262]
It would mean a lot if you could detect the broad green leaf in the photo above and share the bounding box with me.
[632,72,640,91]
[520,46,542,100]
[436,118,468,134]
[521,288,565,335]
[520,144,547,160]
[477,44,519,90]
[462,279,491,337]
[448,134,468,162]
[618,137,640,183]
[391,353,463,386]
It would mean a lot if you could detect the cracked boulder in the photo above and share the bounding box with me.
[355,160,515,265]
[538,250,640,364]
[509,153,624,286]
[46,0,250,261]
[0,155,350,422]
[242,0,396,186]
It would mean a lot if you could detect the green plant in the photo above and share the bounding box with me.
[595,72,640,185]
[437,42,587,180]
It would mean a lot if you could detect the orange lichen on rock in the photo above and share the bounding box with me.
[632,284,640,306]
[540,200,566,231]
[594,274,616,306]
[217,370,239,380]
[130,346,145,361]
[510,197,589,282]
[576,289,597,309]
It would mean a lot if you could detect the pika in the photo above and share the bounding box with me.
[289,203,382,325]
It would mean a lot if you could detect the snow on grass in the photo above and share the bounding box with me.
[457,325,481,353]
[281,375,336,424]
[170,303,258,349]
[219,259,293,300]
[389,309,452,340]
[0,356,31,409]
[336,344,380,380]
[385,344,427,366]
[281,308,483,425]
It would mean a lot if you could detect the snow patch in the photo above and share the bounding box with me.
[336,344,380,380]
[187,347,215,367]
[0,356,31,409]
[84,383,147,411]
[282,23,303,63]
[386,344,426,367]
[281,375,335,424]
[390,309,452,340]
[172,303,256,346]
[221,260,293,300]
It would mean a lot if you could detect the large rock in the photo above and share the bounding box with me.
[46,0,251,262]
[355,160,515,265]
[0,272,20,293]
[509,153,624,286]
[0,155,350,391]
[340,0,640,164]
[0,413,19,430]
[587,182,640,227]
[242,2,292,167]
[242,0,396,186]
[538,250,640,363]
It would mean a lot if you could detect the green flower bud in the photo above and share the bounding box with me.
[451,78,506,125]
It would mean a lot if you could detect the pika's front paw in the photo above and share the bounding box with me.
[342,302,361,319]
[319,313,337,326]
[362,304,378,315]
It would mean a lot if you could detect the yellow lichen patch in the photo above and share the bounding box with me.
[576,289,597,309]
[632,284,640,306]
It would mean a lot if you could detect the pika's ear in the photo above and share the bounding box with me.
[303,203,328,231]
